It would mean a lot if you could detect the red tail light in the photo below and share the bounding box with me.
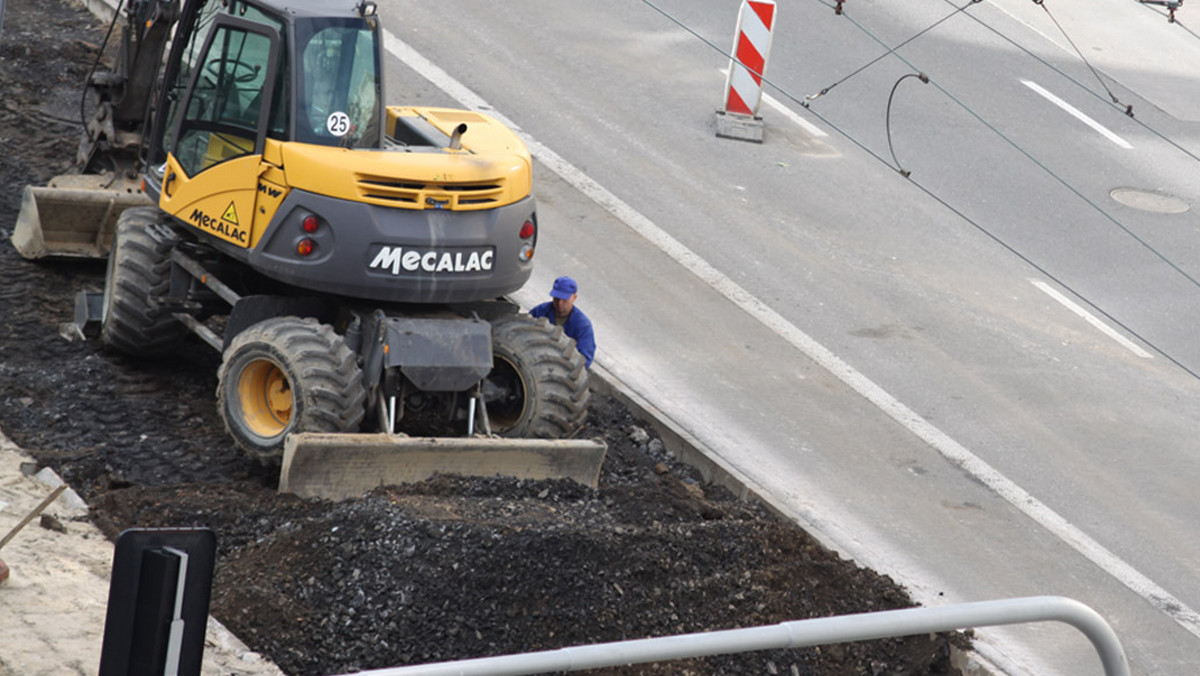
[302,215,320,233]
[519,220,535,239]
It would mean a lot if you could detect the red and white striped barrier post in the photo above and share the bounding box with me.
[715,0,776,143]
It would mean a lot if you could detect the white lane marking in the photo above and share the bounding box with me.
[719,68,828,137]
[1031,279,1153,358]
[383,29,1200,639]
[1021,79,1134,149]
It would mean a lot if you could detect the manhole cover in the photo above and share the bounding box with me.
[1110,188,1190,214]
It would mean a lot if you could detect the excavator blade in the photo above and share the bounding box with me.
[279,434,608,500]
[11,175,149,259]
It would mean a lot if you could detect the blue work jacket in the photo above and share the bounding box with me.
[530,303,595,368]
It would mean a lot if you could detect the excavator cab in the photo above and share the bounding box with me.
[149,0,382,173]
[142,0,384,251]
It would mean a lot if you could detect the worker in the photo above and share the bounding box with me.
[530,276,596,368]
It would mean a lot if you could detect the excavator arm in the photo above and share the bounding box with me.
[11,0,185,258]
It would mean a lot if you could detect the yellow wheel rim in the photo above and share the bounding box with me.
[237,358,293,438]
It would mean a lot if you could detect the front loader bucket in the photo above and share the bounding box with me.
[11,175,150,259]
[279,434,608,500]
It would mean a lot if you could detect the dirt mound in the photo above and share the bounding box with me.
[0,0,967,674]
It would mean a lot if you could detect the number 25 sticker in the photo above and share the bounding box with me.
[326,112,351,137]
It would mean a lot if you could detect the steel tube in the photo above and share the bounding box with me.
[339,596,1129,676]
[170,249,242,306]
[172,313,222,352]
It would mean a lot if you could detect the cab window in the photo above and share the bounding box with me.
[175,25,274,176]
[231,3,288,139]
[153,0,221,167]
[295,23,380,148]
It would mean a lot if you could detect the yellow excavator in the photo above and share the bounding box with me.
[11,0,605,498]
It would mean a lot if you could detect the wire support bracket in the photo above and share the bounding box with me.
[1140,0,1182,23]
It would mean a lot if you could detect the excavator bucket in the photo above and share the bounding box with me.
[10,175,149,259]
[279,434,609,500]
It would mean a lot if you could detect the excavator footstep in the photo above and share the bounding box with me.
[279,433,608,500]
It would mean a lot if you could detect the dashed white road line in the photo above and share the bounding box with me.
[1031,279,1153,358]
[382,28,1200,641]
[1022,79,1134,149]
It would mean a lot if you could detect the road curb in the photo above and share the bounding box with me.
[587,364,1004,676]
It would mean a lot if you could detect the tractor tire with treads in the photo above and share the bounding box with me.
[217,316,366,464]
[487,313,589,438]
[100,207,188,356]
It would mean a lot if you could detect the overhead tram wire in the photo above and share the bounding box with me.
[812,0,1200,379]
[886,72,930,176]
[1137,0,1200,40]
[812,101,1200,383]
[811,0,1200,295]
[936,0,1200,167]
[1165,13,1200,39]
[1032,0,1133,114]
[634,0,1200,382]
[638,0,751,71]
[639,0,979,104]
[803,0,981,104]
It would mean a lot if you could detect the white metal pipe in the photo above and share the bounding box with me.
[466,397,476,436]
[338,596,1128,676]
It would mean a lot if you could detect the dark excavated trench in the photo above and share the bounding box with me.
[0,0,968,673]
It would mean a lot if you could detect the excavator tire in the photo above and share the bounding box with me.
[100,207,188,356]
[487,314,589,438]
[218,317,366,464]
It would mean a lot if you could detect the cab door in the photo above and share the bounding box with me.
[160,16,280,250]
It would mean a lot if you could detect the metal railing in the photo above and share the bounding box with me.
[339,596,1128,676]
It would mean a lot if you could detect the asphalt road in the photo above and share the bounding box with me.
[371,1,1200,674]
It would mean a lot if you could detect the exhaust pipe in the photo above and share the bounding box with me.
[448,123,468,150]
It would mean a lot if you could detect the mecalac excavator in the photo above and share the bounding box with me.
[11,0,605,498]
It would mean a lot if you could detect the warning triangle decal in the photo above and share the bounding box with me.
[221,201,239,225]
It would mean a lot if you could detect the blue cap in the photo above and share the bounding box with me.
[550,276,577,299]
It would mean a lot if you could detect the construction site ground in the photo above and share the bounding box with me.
[0,0,968,674]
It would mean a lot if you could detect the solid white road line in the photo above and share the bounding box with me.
[382,28,1200,640]
[763,91,828,138]
[1031,279,1154,358]
[718,68,828,137]
[1021,79,1134,149]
